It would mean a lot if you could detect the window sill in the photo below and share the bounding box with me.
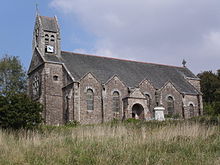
[87,110,94,113]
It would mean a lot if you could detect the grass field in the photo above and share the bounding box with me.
[0,120,220,165]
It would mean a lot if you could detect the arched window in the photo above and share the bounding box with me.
[113,91,120,112]
[45,34,49,45]
[145,93,151,110]
[167,96,174,115]
[32,74,40,95]
[50,35,55,42]
[86,89,94,110]
[53,75,58,81]
[189,104,194,117]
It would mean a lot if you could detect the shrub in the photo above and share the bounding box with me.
[124,118,140,124]
[0,94,43,130]
[204,102,220,116]
[190,115,220,125]
[213,101,220,115]
[209,116,219,125]
[65,120,80,127]
[204,103,215,115]
[164,114,180,119]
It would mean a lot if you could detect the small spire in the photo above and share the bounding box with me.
[36,3,39,16]
[182,59,187,67]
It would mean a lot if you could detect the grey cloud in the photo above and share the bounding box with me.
[51,0,220,74]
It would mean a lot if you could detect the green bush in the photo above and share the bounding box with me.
[204,103,215,115]
[213,101,220,115]
[0,94,43,130]
[65,120,80,127]
[190,115,220,125]
[204,102,220,116]
[124,118,140,124]
[164,113,180,119]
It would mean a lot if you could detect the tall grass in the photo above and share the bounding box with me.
[0,121,220,165]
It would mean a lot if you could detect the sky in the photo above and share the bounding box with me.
[0,0,220,74]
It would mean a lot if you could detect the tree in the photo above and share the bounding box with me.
[198,71,220,103]
[0,54,43,129]
[198,70,220,115]
[0,54,26,95]
[0,94,43,129]
[217,69,220,79]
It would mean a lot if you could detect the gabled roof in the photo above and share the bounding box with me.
[44,51,199,95]
[39,16,58,32]
[128,88,146,99]
[28,48,44,74]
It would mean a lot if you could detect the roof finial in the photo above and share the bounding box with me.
[36,3,39,16]
[182,59,187,67]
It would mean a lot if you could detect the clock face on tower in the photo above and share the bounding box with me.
[46,45,54,53]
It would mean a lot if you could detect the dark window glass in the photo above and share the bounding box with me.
[145,93,151,110]
[86,89,94,110]
[53,75,58,81]
[189,104,194,117]
[50,35,55,42]
[45,34,49,45]
[113,91,120,112]
[167,96,174,115]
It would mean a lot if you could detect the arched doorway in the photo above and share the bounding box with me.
[132,104,145,119]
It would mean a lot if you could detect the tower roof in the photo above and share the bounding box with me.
[39,16,58,32]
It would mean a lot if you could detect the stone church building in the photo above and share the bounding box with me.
[28,15,203,125]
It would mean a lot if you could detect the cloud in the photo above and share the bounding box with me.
[202,31,220,57]
[50,0,220,73]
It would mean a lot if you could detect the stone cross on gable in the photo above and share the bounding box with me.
[182,59,187,67]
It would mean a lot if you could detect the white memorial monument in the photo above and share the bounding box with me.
[154,107,165,121]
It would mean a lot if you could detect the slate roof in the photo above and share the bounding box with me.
[44,51,200,95]
[28,48,44,74]
[39,16,58,32]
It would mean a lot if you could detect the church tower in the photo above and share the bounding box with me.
[32,14,61,57]
[28,14,65,125]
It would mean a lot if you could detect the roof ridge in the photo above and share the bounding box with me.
[61,50,184,69]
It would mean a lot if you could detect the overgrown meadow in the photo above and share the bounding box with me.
[0,119,220,165]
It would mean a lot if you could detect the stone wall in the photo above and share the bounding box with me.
[79,73,103,124]
[160,82,183,117]
[28,65,48,120]
[139,80,156,117]
[73,82,80,122]
[62,83,74,123]
[103,76,128,121]
[183,94,199,118]
[44,63,64,125]
[62,67,73,87]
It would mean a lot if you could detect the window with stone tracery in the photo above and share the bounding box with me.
[45,34,49,45]
[32,74,40,96]
[167,96,174,115]
[86,89,94,110]
[113,91,120,112]
[145,93,151,111]
[50,35,55,42]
